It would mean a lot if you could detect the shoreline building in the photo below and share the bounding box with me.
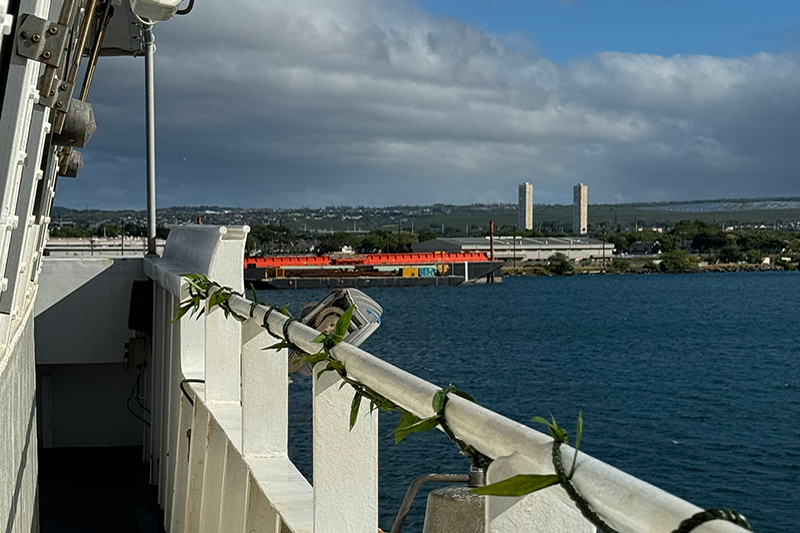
[573,183,588,235]
[518,182,534,231]
[414,236,614,263]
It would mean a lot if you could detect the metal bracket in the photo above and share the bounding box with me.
[15,14,68,68]
[38,77,72,110]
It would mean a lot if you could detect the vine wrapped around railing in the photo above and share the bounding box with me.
[173,273,755,533]
[173,273,492,469]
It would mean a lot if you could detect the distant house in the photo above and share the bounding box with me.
[629,240,660,255]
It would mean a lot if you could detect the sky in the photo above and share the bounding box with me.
[56,0,800,209]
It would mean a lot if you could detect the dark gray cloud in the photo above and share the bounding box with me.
[58,0,800,209]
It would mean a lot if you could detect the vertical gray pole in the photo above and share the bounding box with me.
[144,25,157,256]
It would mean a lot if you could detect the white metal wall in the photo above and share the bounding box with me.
[0,0,59,531]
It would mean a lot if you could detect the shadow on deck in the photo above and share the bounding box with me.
[38,446,164,533]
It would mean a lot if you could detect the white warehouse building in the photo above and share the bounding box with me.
[413,236,614,262]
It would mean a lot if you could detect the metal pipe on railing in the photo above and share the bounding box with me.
[390,474,469,533]
[224,293,747,533]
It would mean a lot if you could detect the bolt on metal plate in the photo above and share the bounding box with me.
[16,14,68,68]
[37,77,72,111]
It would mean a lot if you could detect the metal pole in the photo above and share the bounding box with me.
[513,226,517,268]
[79,0,114,101]
[144,25,157,256]
[489,220,494,283]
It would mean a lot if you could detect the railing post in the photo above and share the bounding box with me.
[485,453,594,533]
[241,319,288,456]
[313,364,379,533]
[204,304,241,403]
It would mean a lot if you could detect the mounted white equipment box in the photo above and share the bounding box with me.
[129,0,183,21]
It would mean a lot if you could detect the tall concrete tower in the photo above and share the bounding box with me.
[573,183,588,235]
[518,182,533,231]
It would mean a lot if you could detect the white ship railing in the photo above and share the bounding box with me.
[144,225,748,533]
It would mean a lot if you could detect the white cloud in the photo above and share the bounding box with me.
[60,0,800,209]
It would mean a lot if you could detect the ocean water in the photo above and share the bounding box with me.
[258,272,800,532]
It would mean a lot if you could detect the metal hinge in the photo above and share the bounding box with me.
[15,14,68,68]
[38,78,73,110]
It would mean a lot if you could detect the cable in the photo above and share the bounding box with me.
[176,0,194,15]
[179,378,205,406]
[133,10,156,27]
[135,369,151,414]
[127,396,151,426]
[127,368,151,426]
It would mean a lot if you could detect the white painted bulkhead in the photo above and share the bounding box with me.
[0,0,65,529]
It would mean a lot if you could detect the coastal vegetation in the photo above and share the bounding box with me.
[506,219,799,276]
[48,197,800,236]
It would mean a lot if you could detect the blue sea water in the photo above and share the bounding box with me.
[259,272,800,532]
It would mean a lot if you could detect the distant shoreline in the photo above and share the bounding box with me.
[502,262,796,277]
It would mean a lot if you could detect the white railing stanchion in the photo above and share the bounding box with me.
[485,453,594,532]
[204,304,241,404]
[241,318,287,456]
[198,414,227,533]
[165,294,182,526]
[312,362,379,533]
[245,473,281,532]
[219,440,248,532]
[184,397,210,532]
[158,287,173,507]
[170,393,193,533]
[150,285,166,486]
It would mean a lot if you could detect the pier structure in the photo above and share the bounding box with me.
[243,252,502,288]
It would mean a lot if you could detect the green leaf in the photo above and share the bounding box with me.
[394,411,419,443]
[335,305,355,339]
[570,412,583,478]
[376,397,398,412]
[303,351,329,365]
[312,333,326,344]
[279,305,292,317]
[394,415,439,443]
[470,474,559,497]
[349,392,362,430]
[432,390,447,413]
[450,388,478,404]
[265,341,294,351]
[184,277,206,292]
[531,415,567,443]
[249,284,258,302]
[327,359,346,373]
[172,304,192,323]
[208,290,220,308]
[317,361,341,378]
